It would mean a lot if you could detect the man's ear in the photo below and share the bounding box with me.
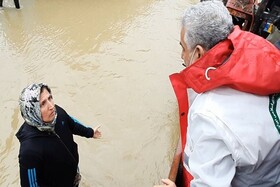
[196,45,205,58]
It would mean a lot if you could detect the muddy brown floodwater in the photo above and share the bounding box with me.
[0,0,197,186]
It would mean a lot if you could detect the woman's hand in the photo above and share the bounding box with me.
[154,179,176,187]
[93,125,102,138]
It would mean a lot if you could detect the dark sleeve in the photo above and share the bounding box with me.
[56,105,94,138]
[18,143,42,187]
[68,115,94,138]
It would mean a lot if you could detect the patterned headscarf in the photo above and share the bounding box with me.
[19,83,57,132]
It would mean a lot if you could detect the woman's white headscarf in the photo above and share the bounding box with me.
[19,83,57,132]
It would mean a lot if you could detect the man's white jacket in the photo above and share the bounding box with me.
[184,87,280,187]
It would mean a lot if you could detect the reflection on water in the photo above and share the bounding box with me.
[0,0,197,186]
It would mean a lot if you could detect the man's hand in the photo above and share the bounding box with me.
[154,179,176,187]
[93,125,102,138]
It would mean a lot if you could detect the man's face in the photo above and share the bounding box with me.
[180,28,196,67]
[40,88,55,123]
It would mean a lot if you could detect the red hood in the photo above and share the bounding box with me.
[171,26,280,95]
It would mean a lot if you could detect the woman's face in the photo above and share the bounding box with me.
[39,88,55,123]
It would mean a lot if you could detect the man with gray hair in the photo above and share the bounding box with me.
[155,1,280,187]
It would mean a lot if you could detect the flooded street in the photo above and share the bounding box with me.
[0,0,196,186]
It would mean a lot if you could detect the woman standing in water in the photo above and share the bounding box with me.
[16,83,101,187]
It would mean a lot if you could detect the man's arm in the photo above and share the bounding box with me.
[185,112,236,187]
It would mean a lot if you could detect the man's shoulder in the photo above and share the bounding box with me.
[191,87,269,115]
[200,87,267,102]
[191,87,276,137]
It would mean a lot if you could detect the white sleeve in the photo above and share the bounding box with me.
[184,112,236,187]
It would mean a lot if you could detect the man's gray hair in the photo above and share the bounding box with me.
[182,0,234,51]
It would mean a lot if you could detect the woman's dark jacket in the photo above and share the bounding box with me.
[16,105,94,187]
